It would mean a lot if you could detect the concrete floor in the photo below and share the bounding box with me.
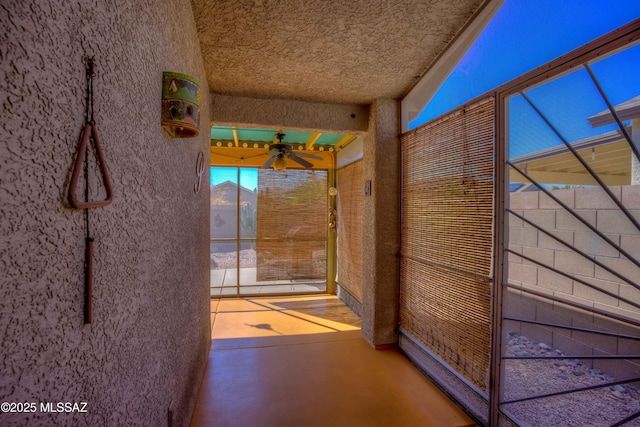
[190,295,476,427]
[210,267,326,295]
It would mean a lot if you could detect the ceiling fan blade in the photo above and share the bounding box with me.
[262,156,277,169]
[269,143,291,154]
[295,152,323,160]
[287,153,313,168]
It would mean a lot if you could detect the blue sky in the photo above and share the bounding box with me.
[211,167,325,190]
[508,43,640,158]
[211,167,257,190]
[410,0,640,131]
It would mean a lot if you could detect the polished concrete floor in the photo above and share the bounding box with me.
[190,295,476,427]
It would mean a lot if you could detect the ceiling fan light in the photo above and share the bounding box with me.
[273,156,287,171]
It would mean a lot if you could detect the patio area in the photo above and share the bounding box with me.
[210,267,326,296]
[191,295,476,427]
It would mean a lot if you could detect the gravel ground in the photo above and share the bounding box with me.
[211,249,256,269]
[504,331,640,426]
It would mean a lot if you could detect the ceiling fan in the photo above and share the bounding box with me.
[262,132,322,170]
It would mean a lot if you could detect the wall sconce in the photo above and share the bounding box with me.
[161,72,200,138]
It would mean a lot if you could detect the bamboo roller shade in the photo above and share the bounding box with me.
[336,160,364,302]
[256,170,328,281]
[400,96,495,390]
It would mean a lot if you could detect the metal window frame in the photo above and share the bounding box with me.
[491,18,640,427]
[209,166,332,298]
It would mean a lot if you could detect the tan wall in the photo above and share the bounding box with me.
[361,99,400,346]
[0,1,211,426]
[211,94,369,133]
[507,186,640,377]
[508,186,640,319]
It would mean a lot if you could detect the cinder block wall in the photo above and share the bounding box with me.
[0,1,211,426]
[507,186,640,377]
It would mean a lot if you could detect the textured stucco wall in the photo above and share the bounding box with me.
[361,99,400,347]
[0,1,210,426]
[211,94,369,133]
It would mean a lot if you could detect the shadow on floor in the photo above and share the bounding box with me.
[210,295,361,340]
[191,295,476,427]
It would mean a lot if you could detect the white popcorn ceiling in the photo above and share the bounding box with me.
[191,0,487,105]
